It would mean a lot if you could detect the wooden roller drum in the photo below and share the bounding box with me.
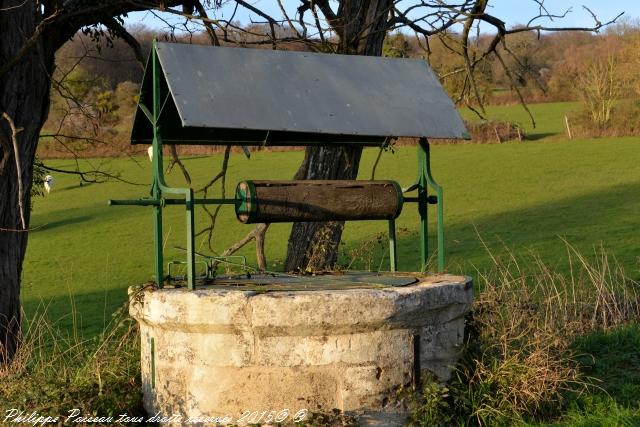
[235,180,403,224]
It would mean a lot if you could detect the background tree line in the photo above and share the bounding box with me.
[40,17,640,160]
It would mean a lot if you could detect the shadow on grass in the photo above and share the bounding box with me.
[23,178,640,335]
[572,324,640,408]
[58,181,96,192]
[349,180,640,275]
[524,132,559,141]
[21,286,128,338]
[547,325,640,426]
[180,154,216,162]
[34,214,93,232]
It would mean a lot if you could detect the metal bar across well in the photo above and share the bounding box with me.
[109,198,238,206]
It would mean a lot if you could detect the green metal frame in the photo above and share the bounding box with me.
[150,42,194,290]
[389,138,445,272]
[168,250,249,281]
[109,41,446,288]
[110,42,235,290]
[418,138,445,272]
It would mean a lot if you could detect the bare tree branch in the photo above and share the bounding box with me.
[0,133,10,174]
[234,0,279,49]
[277,0,303,39]
[193,0,221,46]
[166,145,192,184]
[460,0,489,114]
[196,146,231,250]
[212,223,270,272]
[41,164,146,186]
[101,16,145,68]
[0,11,59,78]
[1,113,26,229]
[493,47,536,127]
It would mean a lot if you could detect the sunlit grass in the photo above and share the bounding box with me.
[25,129,640,334]
[19,123,640,423]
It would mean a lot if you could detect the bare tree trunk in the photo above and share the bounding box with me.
[284,0,392,272]
[0,2,56,362]
[285,146,362,271]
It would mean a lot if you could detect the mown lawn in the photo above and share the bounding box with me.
[460,100,579,139]
[18,101,640,424]
[24,108,639,332]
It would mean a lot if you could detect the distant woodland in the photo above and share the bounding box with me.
[40,20,640,157]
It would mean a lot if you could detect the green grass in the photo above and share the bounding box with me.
[24,129,640,334]
[573,325,640,408]
[460,101,579,139]
[15,101,640,426]
[536,324,640,427]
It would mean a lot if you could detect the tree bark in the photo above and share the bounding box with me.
[284,0,392,272]
[0,0,197,363]
[237,180,401,223]
[0,1,56,362]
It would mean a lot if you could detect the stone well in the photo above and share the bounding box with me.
[129,273,473,425]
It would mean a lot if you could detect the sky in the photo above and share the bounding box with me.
[124,1,640,33]
[487,0,639,28]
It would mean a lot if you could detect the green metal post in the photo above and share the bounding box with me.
[150,40,197,289]
[151,41,164,288]
[419,138,445,272]
[388,220,397,272]
[417,140,429,272]
[109,198,238,206]
[437,186,445,271]
[184,189,195,290]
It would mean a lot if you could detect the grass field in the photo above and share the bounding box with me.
[23,101,640,331]
[16,101,640,424]
[459,100,577,139]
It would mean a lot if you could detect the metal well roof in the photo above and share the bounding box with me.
[131,42,467,145]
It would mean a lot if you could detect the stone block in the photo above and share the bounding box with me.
[129,274,473,424]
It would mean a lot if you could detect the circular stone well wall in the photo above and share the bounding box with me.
[129,274,473,425]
